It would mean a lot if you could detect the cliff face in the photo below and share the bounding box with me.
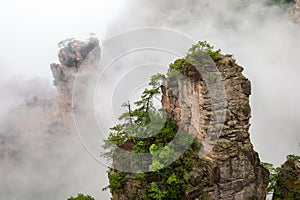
[0,37,270,199]
[162,56,269,199]
[108,49,269,199]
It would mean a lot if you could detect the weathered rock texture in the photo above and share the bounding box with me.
[110,55,269,199]
[51,37,100,112]
[272,157,300,200]
[162,56,269,199]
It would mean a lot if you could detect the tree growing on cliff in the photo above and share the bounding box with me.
[101,73,166,157]
[101,63,203,199]
[262,154,300,198]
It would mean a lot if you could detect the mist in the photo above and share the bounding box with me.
[107,0,300,166]
[0,0,300,199]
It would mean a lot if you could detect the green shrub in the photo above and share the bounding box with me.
[286,154,300,161]
[187,41,222,62]
[262,155,300,198]
[108,172,127,193]
[168,41,223,80]
[148,183,168,200]
[67,194,95,200]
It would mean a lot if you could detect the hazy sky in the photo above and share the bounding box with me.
[0,1,126,199]
[106,0,300,166]
[0,0,125,80]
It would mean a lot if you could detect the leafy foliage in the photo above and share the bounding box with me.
[168,41,222,79]
[101,73,166,158]
[67,194,95,200]
[102,41,223,199]
[107,172,127,194]
[286,154,300,161]
[187,41,222,62]
[169,58,194,77]
[102,70,203,199]
[148,182,168,200]
[262,154,300,198]
[261,162,282,193]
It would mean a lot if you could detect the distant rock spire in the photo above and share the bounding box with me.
[50,37,100,112]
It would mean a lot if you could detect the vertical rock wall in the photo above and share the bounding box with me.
[161,56,269,199]
[108,52,269,199]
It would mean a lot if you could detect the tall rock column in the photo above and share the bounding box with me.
[50,37,100,113]
[162,55,269,199]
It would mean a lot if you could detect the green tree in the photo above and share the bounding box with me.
[101,73,166,157]
[261,162,281,194]
[262,154,300,197]
[101,42,217,199]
